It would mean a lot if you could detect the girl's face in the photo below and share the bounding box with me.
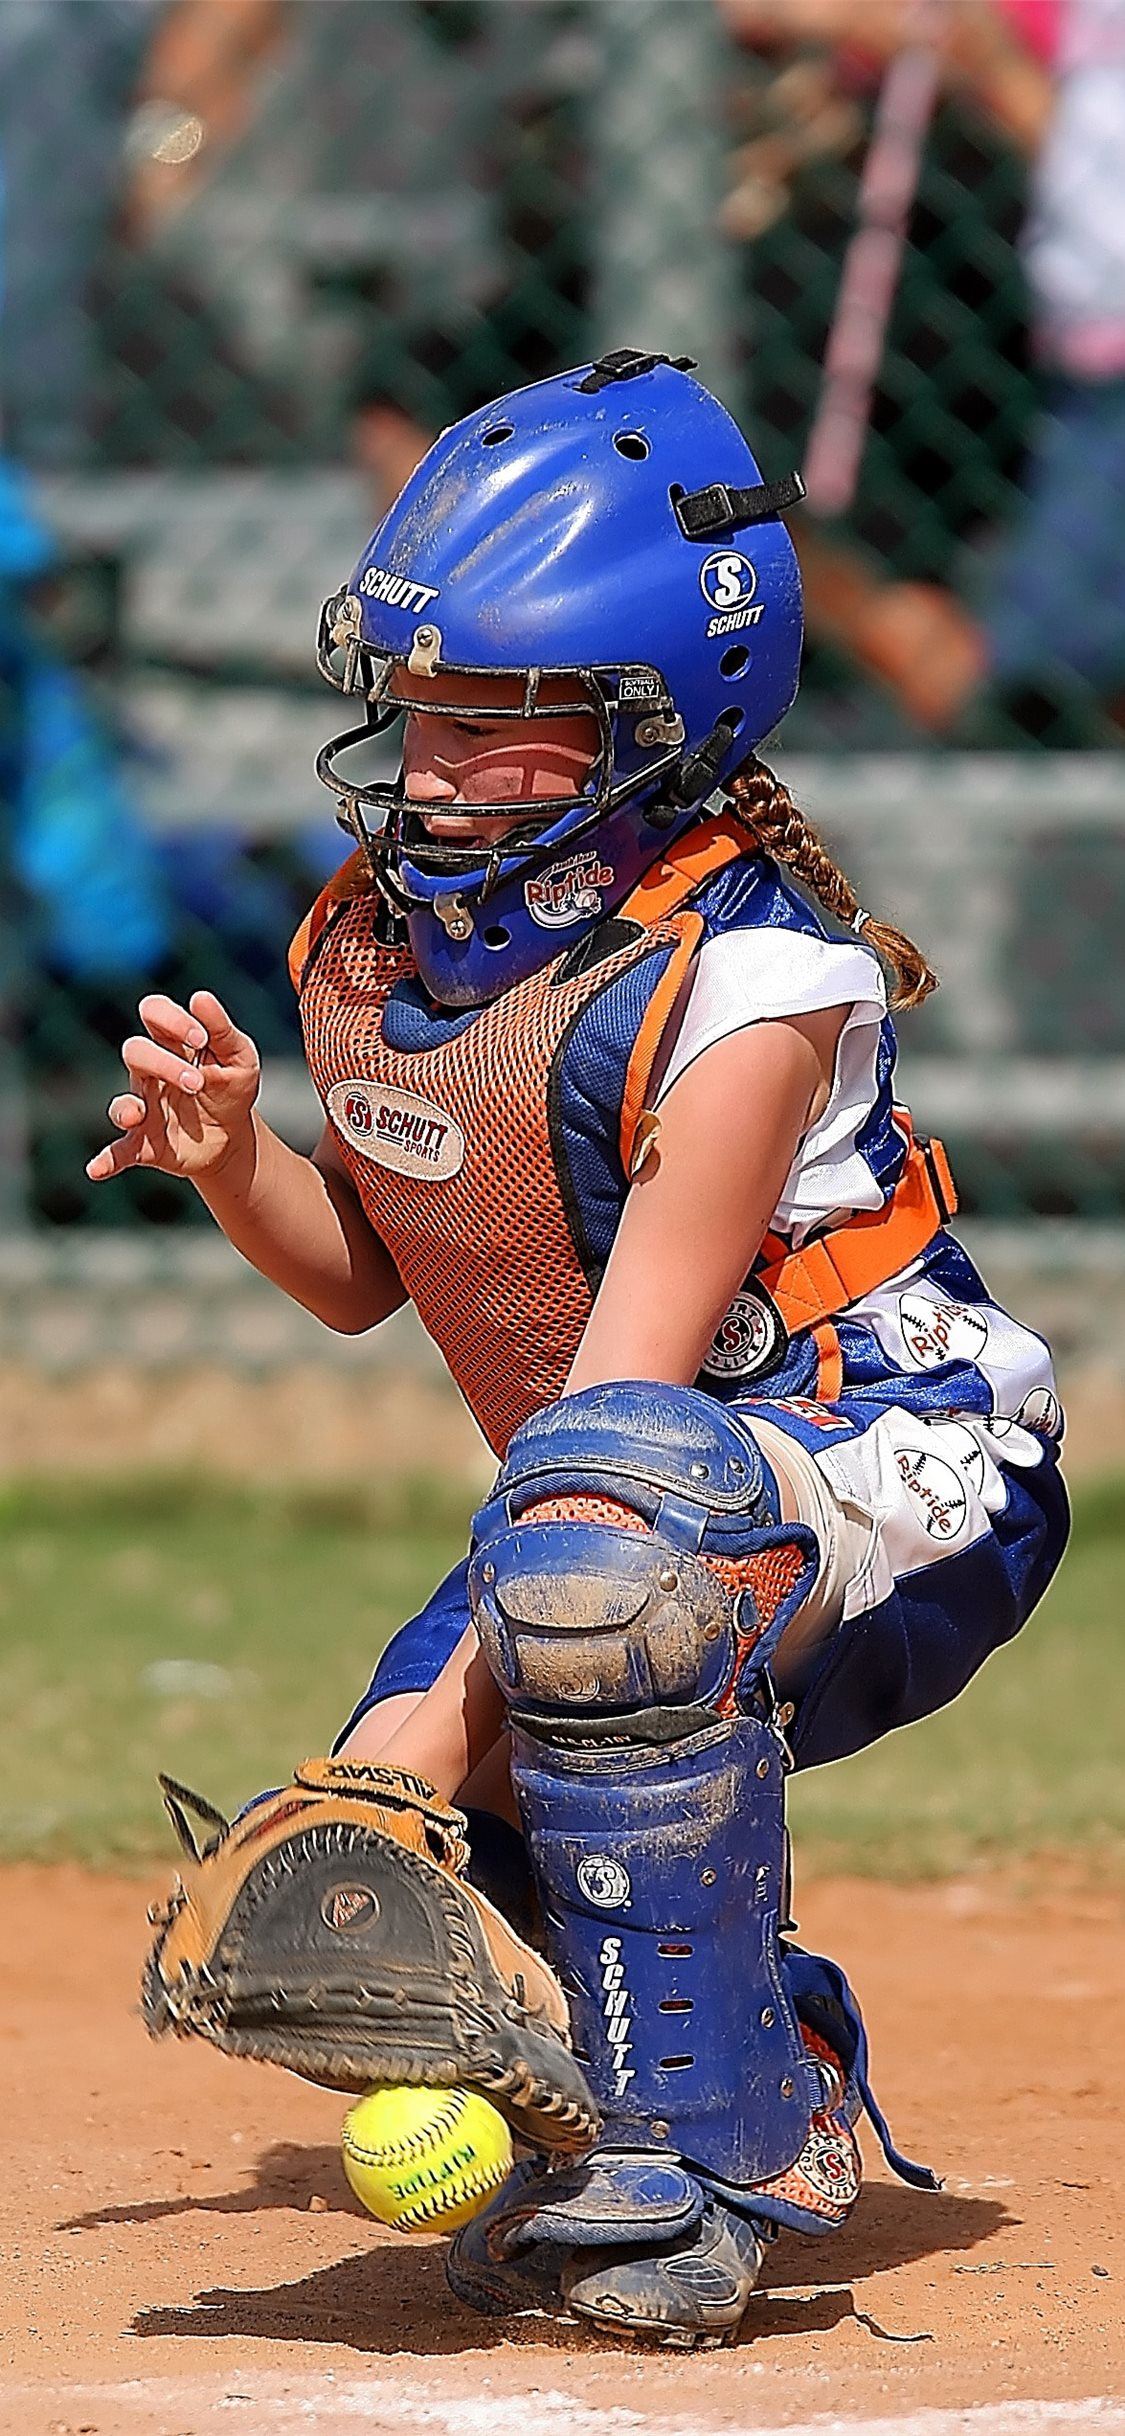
[398,669,599,848]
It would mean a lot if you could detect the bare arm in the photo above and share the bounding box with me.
[197,1116,407,1335]
[124,0,286,240]
[569,1003,846,1393]
[87,988,405,1334]
[717,0,1052,155]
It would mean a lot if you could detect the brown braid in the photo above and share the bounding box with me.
[725,759,938,1012]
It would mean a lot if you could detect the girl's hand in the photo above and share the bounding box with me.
[86,989,262,1186]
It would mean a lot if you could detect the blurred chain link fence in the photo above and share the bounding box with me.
[2,0,1125,1371]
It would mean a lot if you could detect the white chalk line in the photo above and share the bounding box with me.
[3,2377,1123,2436]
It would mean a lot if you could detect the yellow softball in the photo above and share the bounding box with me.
[340,2084,513,2233]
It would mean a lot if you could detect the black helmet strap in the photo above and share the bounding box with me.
[674,471,806,539]
[575,348,698,394]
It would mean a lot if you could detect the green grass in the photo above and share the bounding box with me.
[0,1476,470,1867]
[0,1472,1121,1877]
[790,1475,1125,1877]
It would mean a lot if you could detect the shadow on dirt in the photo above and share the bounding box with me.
[762,2178,1013,2291]
[59,2141,367,2232]
[127,2177,1014,2356]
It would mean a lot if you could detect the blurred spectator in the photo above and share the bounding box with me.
[120,0,284,247]
[840,0,1125,737]
[0,459,170,981]
[0,0,292,467]
[981,0,1125,727]
[723,0,1125,739]
[0,0,162,463]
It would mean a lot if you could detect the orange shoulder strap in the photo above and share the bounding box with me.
[622,812,751,927]
[614,822,958,1329]
[619,910,704,1179]
[288,850,373,993]
[616,814,758,1177]
[757,1122,958,1338]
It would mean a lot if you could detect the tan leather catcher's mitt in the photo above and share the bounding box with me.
[142,1758,599,2155]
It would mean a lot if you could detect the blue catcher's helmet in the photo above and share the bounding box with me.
[315,348,804,1006]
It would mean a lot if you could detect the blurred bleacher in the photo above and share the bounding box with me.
[3,0,1125,1393]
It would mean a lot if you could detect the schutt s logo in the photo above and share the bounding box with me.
[327,1080,465,1180]
[701,1285,786,1381]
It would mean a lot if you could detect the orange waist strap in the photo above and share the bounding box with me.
[756,1124,957,1338]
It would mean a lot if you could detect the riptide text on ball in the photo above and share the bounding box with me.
[340,2084,513,2233]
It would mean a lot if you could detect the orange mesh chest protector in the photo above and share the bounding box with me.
[295,816,956,1456]
[296,824,744,1453]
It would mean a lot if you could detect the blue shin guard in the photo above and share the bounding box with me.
[508,1709,810,2189]
[468,1384,935,2262]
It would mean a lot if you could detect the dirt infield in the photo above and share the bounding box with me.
[2,1868,1121,2436]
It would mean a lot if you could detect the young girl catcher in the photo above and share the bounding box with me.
[97,354,1068,2348]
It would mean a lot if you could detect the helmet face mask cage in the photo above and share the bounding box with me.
[314,587,690,905]
[307,360,803,1003]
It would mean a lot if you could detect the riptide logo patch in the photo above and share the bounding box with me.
[1016,1385,1062,1438]
[895,1446,969,1542]
[525,850,615,929]
[897,1291,989,1372]
[919,1415,988,1496]
[327,1079,465,1180]
[699,549,764,639]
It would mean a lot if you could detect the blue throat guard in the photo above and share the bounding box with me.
[315,348,804,1006]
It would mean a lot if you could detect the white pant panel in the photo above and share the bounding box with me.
[844,1264,1062,1437]
[811,1405,1049,1623]
[751,1415,873,1681]
[748,1402,1055,1689]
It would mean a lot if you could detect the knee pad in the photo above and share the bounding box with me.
[469,1384,823,2195]
[471,1382,819,1733]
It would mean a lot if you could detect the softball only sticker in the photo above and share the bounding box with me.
[894,1446,970,1542]
[525,850,615,929]
[577,1855,632,1909]
[699,549,764,639]
[328,1079,465,1180]
[897,1291,990,1371]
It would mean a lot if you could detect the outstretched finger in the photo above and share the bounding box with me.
[86,1090,150,1183]
[138,993,208,1057]
[188,988,254,1067]
[87,1127,147,1183]
[122,1035,205,1094]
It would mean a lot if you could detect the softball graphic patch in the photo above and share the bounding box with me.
[702,1285,787,1381]
[897,1291,989,1371]
[895,1446,970,1542]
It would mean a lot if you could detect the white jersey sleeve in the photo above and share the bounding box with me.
[654,928,892,1244]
